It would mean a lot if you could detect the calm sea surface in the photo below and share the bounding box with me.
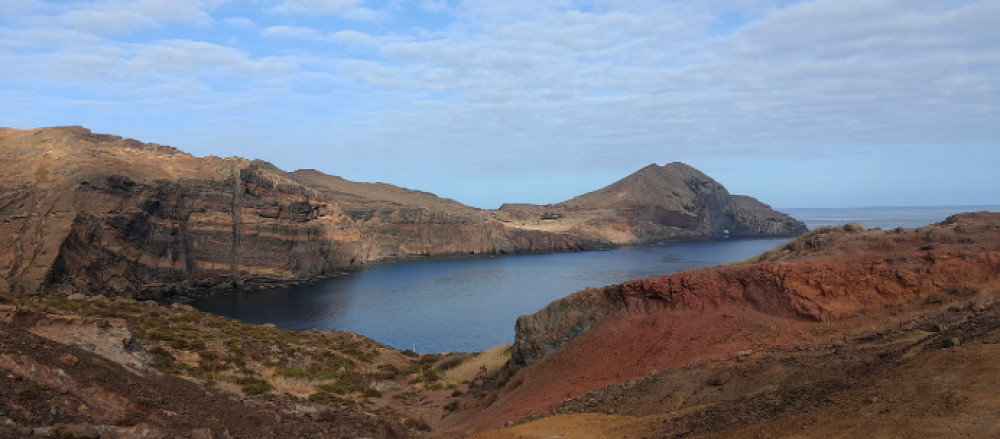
[191,205,999,353]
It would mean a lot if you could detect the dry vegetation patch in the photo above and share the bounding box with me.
[0,293,418,406]
[444,344,512,383]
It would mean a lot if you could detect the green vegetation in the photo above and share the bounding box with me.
[237,376,272,395]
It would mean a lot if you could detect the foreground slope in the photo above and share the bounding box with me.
[0,126,801,299]
[442,212,1000,435]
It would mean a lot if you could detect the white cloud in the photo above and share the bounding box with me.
[264,25,326,40]
[51,0,227,35]
[272,0,380,20]
[129,40,295,77]
[332,29,376,46]
[225,17,256,29]
[0,0,49,17]
[263,25,384,49]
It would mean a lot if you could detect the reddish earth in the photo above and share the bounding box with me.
[471,300,1000,438]
[441,212,1000,436]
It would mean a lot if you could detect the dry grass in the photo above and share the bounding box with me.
[0,294,417,403]
[212,379,244,396]
[269,375,334,399]
[445,344,512,383]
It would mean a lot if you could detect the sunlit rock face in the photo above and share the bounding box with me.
[0,126,803,299]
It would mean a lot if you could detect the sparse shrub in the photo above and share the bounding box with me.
[89,358,112,371]
[277,368,334,380]
[237,376,272,395]
[402,417,431,431]
[842,222,864,232]
[376,364,401,379]
[442,401,459,417]
[149,346,179,374]
[420,363,441,382]
[435,354,467,371]
[496,365,521,386]
[197,350,218,361]
[317,371,364,395]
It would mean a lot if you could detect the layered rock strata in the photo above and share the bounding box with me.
[0,126,803,298]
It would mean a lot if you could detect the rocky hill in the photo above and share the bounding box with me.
[439,212,1000,436]
[0,126,802,299]
[499,162,805,243]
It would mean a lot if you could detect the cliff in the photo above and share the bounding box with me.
[0,126,802,299]
[447,212,1000,431]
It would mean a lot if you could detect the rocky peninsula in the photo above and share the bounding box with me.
[0,126,803,300]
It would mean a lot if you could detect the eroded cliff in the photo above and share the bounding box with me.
[0,126,802,299]
[442,212,1000,432]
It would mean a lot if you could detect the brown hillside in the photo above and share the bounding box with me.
[442,212,1000,435]
[0,126,801,299]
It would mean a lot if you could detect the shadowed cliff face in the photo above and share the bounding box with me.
[0,126,802,298]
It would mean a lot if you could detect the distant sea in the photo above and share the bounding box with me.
[192,205,1000,353]
[783,206,1000,230]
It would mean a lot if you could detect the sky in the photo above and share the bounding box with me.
[0,0,998,209]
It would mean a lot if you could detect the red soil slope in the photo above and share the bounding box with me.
[445,212,1000,434]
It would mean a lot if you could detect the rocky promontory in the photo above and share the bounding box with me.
[0,126,803,299]
[446,212,1000,433]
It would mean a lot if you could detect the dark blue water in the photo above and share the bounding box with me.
[192,238,787,353]
[191,205,1000,353]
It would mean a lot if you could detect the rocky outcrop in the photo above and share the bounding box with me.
[0,126,802,299]
[436,212,1000,432]
[512,212,1000,368]
[0,304,151,373]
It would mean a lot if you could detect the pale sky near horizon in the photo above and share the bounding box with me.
[1,0,998,209]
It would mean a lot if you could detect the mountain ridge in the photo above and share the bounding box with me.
[0,126,804,299]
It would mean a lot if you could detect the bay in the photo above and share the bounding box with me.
[191,205,1000,353]
[191,238,786,353]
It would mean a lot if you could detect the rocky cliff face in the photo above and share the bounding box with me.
[0,126,802,299]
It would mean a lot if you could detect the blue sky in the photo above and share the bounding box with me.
[1,0,998,209]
